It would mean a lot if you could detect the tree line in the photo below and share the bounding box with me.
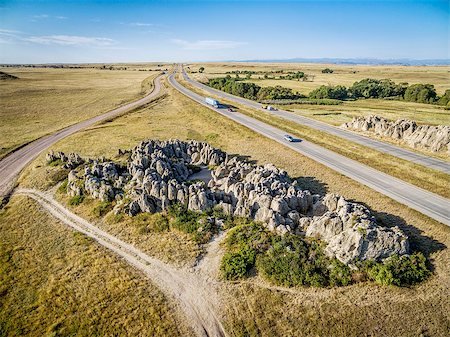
[309,78,449,105]
[208,75,449,106]
[208,76,303,100]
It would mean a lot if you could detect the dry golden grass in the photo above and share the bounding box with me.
[179,77,450,198]
[10,76,450,336]
[0,67,159,159]
[284,98,449,126]
[189,62,450,95]
[0,195,192,337]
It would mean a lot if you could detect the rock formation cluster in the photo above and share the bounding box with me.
[50,139,409,265]
[341,115,450,153]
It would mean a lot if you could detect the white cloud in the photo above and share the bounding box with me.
[25,35,116,47]
[33,14,49,19]
[32,14,68,20]
[130,22,154,27]
[0,28,21,35]
[0,29,21,43]
[171,39,246,50]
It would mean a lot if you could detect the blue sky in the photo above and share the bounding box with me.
[0,0,448,63]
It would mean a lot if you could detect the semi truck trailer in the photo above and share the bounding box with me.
[205,97,219,108]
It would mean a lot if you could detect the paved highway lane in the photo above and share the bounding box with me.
[169,72,450,227]
[0,74,164,198]
[182,70,450,175]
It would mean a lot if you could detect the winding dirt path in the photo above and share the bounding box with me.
[15,188,227,337]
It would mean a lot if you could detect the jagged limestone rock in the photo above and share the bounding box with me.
[54,138,410,266]
[342,115,450,153]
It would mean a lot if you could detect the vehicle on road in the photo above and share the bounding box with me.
[283,135,294,142]
[266,105,277,111]
[205,97,219,108]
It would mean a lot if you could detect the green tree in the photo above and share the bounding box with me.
[404,84,437,103]
[309,85,348,100]
[350,78,405,99]
[322,68,334,73]
[198,67,205,73]
[438,89,450,106]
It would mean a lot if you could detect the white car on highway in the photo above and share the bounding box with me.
[283,135,294,142]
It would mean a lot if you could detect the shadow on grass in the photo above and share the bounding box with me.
[228,154,258,165]
[293,176,328,196]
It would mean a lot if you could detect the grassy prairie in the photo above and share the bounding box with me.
[284,98,449,126]
[10,77,450,336]
[0,67,159,159]
[188,62,450,95]
[0,195,192,337]
[188,63,450,156]
[179,76,450,197]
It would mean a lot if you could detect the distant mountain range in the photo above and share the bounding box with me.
[234,58,450,66]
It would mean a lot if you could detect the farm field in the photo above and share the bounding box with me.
[8,76,450,336]
[0,67,159,159]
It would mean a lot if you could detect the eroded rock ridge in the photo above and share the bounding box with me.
[341,115,450,153]
[49,139,409,265]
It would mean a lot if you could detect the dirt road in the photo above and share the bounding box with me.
[15,188,227,337]
[0,74,163,198]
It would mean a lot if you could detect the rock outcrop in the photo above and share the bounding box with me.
[46,151,84,169]
[50,139,410,265]
[341,115,450,154]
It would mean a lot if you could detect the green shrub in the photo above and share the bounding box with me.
[328,259,352,286]
[92,201,112,217]
[256,234,330,287]
[364,252,430,286]
[220,246,256,280]
[224,222,271,252]
[68,195,84,206]
[150,213,170,232]
[220,219,430,288]
[57,179,68,194]
[167,203,216,243]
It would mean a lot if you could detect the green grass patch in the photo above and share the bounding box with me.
[92,201,113,217]
[168,203,217,243]
[68,194,84,206]
[57,179,68,194]
[47,159,63,167]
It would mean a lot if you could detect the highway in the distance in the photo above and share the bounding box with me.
[169,70,450,226]
[182,70,450,175]
[0,74,163,198]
